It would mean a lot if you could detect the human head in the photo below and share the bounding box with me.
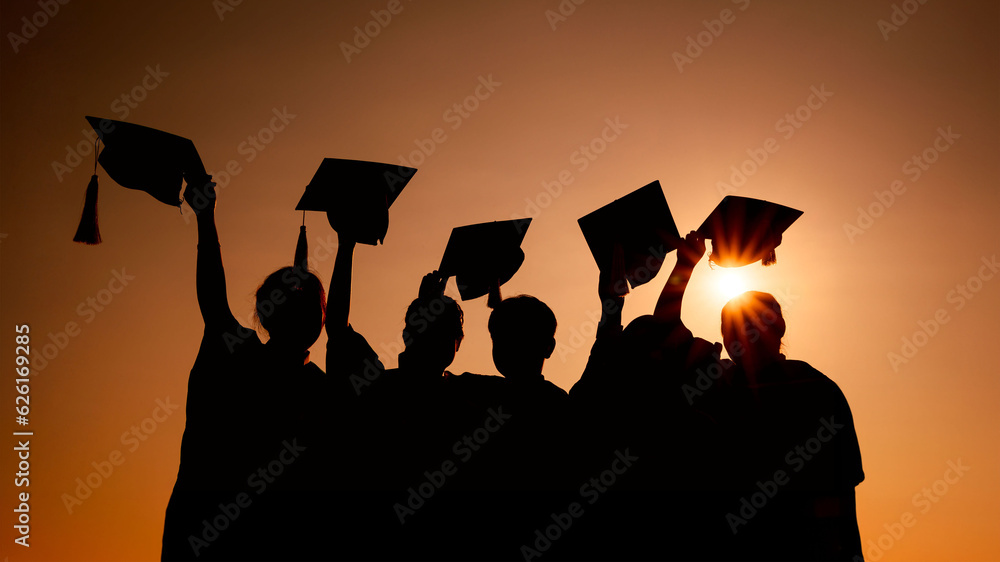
[254,267,326,353]
[622,314,694,374]
[401,293,464,374]
[720,291,785,369]
[488,295,557,380]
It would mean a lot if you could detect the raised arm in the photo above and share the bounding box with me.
[597,266,625,336]
[327,234,356,334]
[184,175,237,330]
[326,235,390,381]
[653,231,705,323]
[569,262,626,400]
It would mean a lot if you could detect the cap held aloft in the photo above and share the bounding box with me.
[578,180,681,296]
[697,196,802,267]
[296,158,416,246]
[439,219,531,308]
[74,116,206,244]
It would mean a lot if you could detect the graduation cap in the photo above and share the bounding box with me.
[439,219,531,308]
[295,158,416,246]
[578,181,681,296]
[696,196,803,267]
[73,116,206,244]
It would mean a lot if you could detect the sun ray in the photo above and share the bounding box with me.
[715,268,750,301]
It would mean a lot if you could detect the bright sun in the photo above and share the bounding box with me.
[715,268,750,301]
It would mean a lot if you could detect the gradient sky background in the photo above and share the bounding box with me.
[2,1,998,560]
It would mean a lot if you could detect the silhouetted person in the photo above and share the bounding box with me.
[569,232,729,560]
[299,231,391,560]
[326,235,385,387]
[162,177,330,561]
[710,290,865,561]
[482,296,569,492]
[662,231,864,560]
[325,270,477,560]
[571,232,722,404]
[486,294,568,402]
[437,295,574,560]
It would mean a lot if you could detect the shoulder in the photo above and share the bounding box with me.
[538,379,569,399]
[778,360,844,391]
[327,324,380,358]
[447,372,503,394]
[199,322,261,354]
[377,367,403,386]
[192,325,262,373]
[304,361,326,377]
[774,360,858,418]
[449,372,503,384]
[686,336,723,369]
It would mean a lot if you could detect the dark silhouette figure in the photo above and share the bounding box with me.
[325,267,479,560]
[709,290,865,560]
[318,233,388,561]
[435,296,574,560]
[481,295,570,492]
[161,177,331,561]
[568,232,728,560]
[661,231,865,560]
[157,167,862,561]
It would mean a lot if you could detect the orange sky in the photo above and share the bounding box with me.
[2,1,998,560]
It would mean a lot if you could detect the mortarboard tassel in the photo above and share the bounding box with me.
[610,242,629,296]
[73,140,102,245]
[761,229,779,266]
[487,281,502,309]
[294,213,308,272]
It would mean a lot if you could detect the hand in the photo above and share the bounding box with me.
[675,230,706,268]
[183,174,217,216]
[418,270,447,299]
[597,267,628,304]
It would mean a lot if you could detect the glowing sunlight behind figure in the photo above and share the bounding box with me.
[715,268,750,301]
